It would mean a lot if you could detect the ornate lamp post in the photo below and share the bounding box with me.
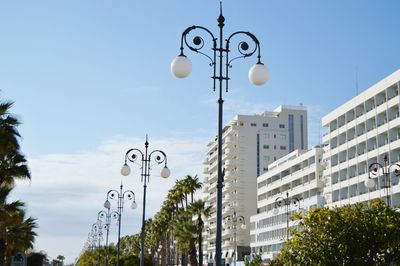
[104,183,137,266]
[224,209,246,266]
[120,137,171,266]
[97,207,119,266]
[171,4,268,266]
[273,192,300,240]
[91,222,103,266]
[365,154,400,207]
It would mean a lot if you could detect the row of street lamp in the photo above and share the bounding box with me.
[83,137,170,266]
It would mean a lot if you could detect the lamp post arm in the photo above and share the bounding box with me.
[368,162,384,176]
[148,149,168,166]
[125,148,145,164]
[180,25,217,91]
[122,190,136,201]
[290,197,301,207]
[226,31,260,61]
[106,189,120,201]
[387,163,400,177]
[274,196,286,208]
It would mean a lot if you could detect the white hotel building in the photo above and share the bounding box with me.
[249,148,325,261]
[202,105,307,263]
[249,69,400,260]
[322,69,400,207]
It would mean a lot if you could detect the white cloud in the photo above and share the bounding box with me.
[10,135,208,264]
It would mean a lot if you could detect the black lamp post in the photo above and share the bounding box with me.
[120,136,171,266]
[91,222,103,266]
[273,192,300,240]
[224,209,245,266]
[171,4,268,266]
[365,154,400,207]
[104,183,137,266]
[97,207,119,266]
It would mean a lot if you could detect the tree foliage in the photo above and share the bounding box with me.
[0,96,36,265]
[77,174,208,266]
[270,199,400,266]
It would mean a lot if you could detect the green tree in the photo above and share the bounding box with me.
[27,251,48,266]
[0,99,30,187]
[271,199,400,266]
[0,185,38,265]
[0,100,20,154]
[187,199,211,266]
[244,253,262,266]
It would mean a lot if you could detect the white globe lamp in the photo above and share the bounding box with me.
[171,55,192,78]
[121,164,131,176]
[365,178,375,189]
[160,166,171,178]
[249,63,269,86]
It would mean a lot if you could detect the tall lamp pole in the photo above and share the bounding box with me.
[104,183,137,266]
[273,192,300,240]
[365,154,400,207]
[171,3,268,265]
[120,136,171,266]
[224,209,246,266]
[91,222,103,266]
[97,207,119,266]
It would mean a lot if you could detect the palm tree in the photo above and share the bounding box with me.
[0,99,30,187]
[183,175,202,204]
[0,185,37,265]
[188,200,211,266]
[173,211,198,266]
[0,149,31,186]
[0,100,21,155]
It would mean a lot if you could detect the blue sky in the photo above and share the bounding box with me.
[1,0,400,263]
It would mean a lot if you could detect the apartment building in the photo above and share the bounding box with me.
[322,69,400,207]
[250,148,325,261]
[202,105,308,264]
[248,69,400,261]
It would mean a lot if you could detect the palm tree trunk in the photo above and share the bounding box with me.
[189,240,198,266]
[198,231,203,266]
[0,239,5,266]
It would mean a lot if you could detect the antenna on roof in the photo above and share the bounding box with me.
[355,66,359,96]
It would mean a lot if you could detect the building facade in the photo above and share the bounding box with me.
[249,69,400,261]
[322,69,400,207]
[250,148,325,261]
[202,105,308,264]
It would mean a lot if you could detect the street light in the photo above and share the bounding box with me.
[121,136,170,266]
[224,209,246,266]
[365,154,400,207]
[273,192,300,240]
[98,207,119,266]
[91,222,103,266]
[104,183,137,266]
[172,4,268,265]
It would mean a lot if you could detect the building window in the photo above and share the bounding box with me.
[239,122,244,126]
[280,146,286,150]
[257,134,260,176]
[279,124,285,128]
[288,114,294,152]
[263,123,269,127]
[301,115,305,149]
[251,123,257,127]
[263,133,270,139]
[274,134,276,139]
[280,134,286,140]
[263,155,270,161]
[274,145,276,150]
[263,145,269,149]
[263,167,268,172]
